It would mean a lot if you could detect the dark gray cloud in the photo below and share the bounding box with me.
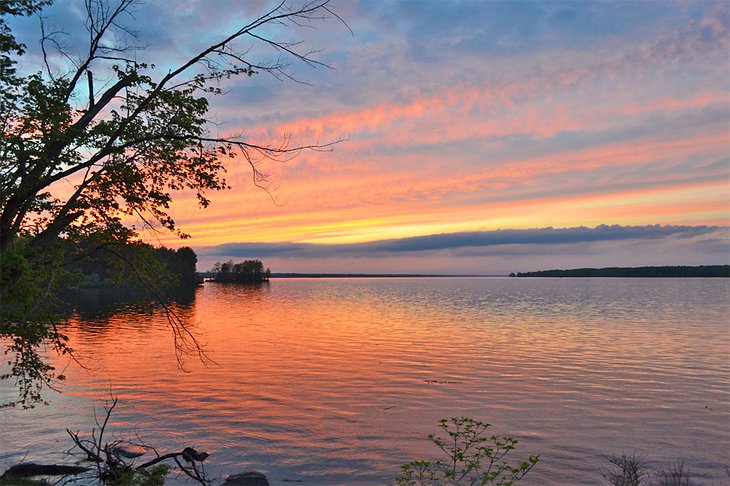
[196,224,729,261]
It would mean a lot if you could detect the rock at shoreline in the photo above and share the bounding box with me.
[2,463,91,478]
[225,470,271,485]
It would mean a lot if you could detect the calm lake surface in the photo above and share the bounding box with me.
[1,278,729,485]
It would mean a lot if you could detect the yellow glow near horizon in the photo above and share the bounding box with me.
[147,178,729,249]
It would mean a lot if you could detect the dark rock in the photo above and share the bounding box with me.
[2,463,91,477]
[181,447,209,462]
[225,471,271,485]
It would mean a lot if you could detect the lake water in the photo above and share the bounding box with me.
[1,278,729,485]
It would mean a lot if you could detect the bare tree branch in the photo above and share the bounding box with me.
[65,397,209,484]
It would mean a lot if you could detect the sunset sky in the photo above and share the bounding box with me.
[14,0,730,274]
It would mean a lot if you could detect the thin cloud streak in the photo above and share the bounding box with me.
[194,224,729,274]
[197,224,727,259]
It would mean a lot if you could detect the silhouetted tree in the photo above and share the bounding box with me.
[155,247,200,288]
[0,0,343,407]
[211,259,270,283]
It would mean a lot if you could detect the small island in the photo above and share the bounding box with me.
[210,259,271,283]
[510,265,730,278]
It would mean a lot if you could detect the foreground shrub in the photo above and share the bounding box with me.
[603,455,699,486]
[396,417,539,485]
[603,455,646,486]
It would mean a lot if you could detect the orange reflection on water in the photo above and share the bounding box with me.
[5,278,727,485]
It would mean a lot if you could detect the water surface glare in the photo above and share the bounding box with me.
[1,278,729,485]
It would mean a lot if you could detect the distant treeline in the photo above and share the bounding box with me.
[511,265,730,278]
[68,241,201,291]
[210,260,271,283]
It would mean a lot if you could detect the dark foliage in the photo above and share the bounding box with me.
[67,242,201,292]
[211,259,270,283]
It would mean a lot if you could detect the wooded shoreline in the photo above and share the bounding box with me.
[510,265,729,278]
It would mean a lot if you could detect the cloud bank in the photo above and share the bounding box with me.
[195,225,730,274]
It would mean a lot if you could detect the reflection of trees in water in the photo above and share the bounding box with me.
[210,281,270,301]
[63,286,198,325]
